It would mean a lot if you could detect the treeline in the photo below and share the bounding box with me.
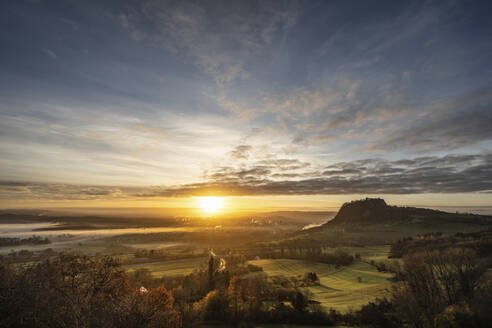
[130,249,250,269]
[249,242,354,266]
[0,235,50,247]
[258,233,392,253]
[0,247,57,263]
[390,230,492,258]
[279,249,354,267]
[133,248,208,261]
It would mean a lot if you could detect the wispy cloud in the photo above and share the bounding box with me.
[0,108,243,186]
[42,48,57,59]
[214,75,415,147]
[374,85,492,151]
[121,0,297,84]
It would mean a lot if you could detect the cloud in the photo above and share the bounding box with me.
[42,48,57,59]
[229,144,252,159]
[59,17,80,30]
[0,108,247,186]
[135,153,492,196]
[257,159,311,171]
[374,84,492,151]
[206,166,272,181]
[213,83,346,123]
[122,0,297,84]
[0,181,129,200]
[114,0,491,156]
[2,0,492,200]
[201,1,486,151]
[213,74,417,148]
[2,153,491,200]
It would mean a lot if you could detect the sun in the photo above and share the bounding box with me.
[197,197,224,214]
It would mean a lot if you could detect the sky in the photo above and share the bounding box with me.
[0,0,491,211]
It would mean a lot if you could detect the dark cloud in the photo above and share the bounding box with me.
[0,182,127,200]
[2,153,491,199]
[134,153,492,197]
[392,154,480,167]
[205,166,271,181]
[0,181,31,187]
[322,168,362,176]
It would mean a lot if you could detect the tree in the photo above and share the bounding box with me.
[292,290,308,312]
[305,272,319,284]
[228,276,243,321]
[196,290,229,321]
[126,287,181,328]
[392,248,487,327]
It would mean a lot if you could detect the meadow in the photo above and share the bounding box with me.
[118,245,394,312]
[249,258,393,312]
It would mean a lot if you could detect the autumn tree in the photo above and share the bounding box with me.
[0,254,180,328]
[392,248,487,327]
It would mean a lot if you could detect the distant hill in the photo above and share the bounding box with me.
[320,198,492,228]
[293,198,492,245]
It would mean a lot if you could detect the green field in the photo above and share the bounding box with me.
[248,258,393,312]
[123,257,208,277]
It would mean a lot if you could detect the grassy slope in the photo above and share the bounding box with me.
[249,256,392,312]
[303,221,492,246]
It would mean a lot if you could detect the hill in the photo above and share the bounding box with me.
[296,198,492,245]
[324,198,492,227]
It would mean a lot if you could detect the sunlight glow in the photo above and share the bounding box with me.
[197,197,224,214]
